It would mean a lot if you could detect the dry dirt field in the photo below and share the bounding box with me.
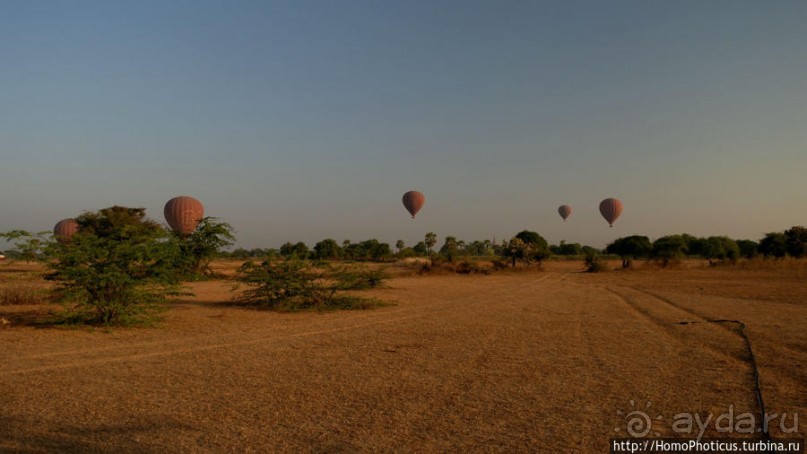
[1,260,805,452]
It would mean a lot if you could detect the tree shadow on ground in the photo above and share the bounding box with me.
[0,416,198,453]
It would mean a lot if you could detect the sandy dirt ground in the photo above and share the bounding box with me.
[1,260,805,452]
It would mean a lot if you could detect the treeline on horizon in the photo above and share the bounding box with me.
[214,226,807,267]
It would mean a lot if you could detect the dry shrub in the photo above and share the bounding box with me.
[0,284,48,305]
[417,257,493,275]
[454,260,491,275]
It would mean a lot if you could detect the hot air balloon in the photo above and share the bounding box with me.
[599,198,623,227]
[558,205,572,221]
[53,218,79,244]
[164,196,204,235]
[402,191,425,219]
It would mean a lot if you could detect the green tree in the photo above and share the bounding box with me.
[280,241,309,259]
[169,217,235,277]
[424,232,437,254]
[230,248,250,259]
[502,237,535,267]
[359,239,391,261]
[514,230,550,263]
[759,232,787,258]
[44,206,184,325]
[413,241,428,256]
[692,236,740,265]
[552,241,583,256]
[736,240,759,259]
[395,240,405,254]
[784,226,807,258]
[606,235,652,268]
[439,236,461,262]
[581,245,600,257]
[313,238,342,260]
[651,235,688,267]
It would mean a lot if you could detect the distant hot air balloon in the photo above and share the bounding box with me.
[402,191,425,219]
[164,196,204,235]
[558,205,572,221]
[599,198,623,227]
[53,218,79,244]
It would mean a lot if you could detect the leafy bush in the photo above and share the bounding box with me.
[45,206,185,325]
[454,259,490,275]
[234,259,388,311]
[167,217,234,278]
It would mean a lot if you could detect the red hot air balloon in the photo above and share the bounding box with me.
[558,205,572,221]
[599,198,623,227]
[402,191,425,219]
[164,196,204,235]
[53,218,79,244]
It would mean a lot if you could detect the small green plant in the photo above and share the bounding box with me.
[234,259,388,311]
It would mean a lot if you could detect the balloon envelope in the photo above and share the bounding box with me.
[599,198,623,227]
[558,205,572,221]
[402,191,425,218]
[53,218,79,244]
[164,196,204,235]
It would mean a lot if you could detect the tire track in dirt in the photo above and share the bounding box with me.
[629,285,807,357]
[1,274,562,377]
[603,286,755,366]
[603,284,800,439]
[622,284,807,419]
[622,285,806,379]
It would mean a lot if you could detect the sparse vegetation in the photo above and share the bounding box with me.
[0,284,48,305]
[584,251,607,273]
[234,259,388,311]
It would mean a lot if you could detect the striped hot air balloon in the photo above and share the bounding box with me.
[53,218,79,244]
[402,191,425,219]
[558,205,572,221]
[164,196,204,235]
[599,198,623,227]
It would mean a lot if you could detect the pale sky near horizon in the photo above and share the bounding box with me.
[2,1,806,250]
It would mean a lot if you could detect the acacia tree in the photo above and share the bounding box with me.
[169,217,234,277]
[46,206,184,325]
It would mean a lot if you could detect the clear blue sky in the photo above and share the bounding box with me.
[2,1,806,249]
